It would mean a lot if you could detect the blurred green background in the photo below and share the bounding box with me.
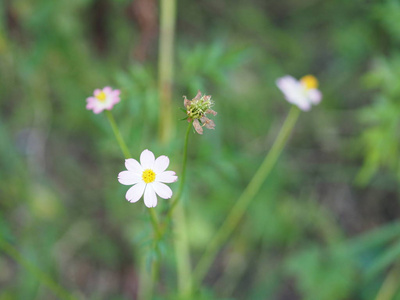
[2,0,400,299]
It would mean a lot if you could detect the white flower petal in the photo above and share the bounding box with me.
[308,89,322,105]
[295,97,311,111]
[156,171,178,183]
[276,76,312,111]
[144,185,158,208]
[140,149,155,169]
[125,158,143,173]
[118,171,141,185]
[276,76,300,96]
[153,155,169,174]
[126,182,146,203]
[152,182,173,199]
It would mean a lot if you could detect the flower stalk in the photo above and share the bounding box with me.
[168,121,192,215]
[193,106,301,284]
[105,110,131,159]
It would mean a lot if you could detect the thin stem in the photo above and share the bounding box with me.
[168,121,192,217]
[153,121,192,298]
[0,238,76,300]
[173,201,193,298]
[105,110,131,158]
[149,208,162,239]
[193,106,301,284]
[158,0,177,144]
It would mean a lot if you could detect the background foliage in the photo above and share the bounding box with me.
[1,0,400,299]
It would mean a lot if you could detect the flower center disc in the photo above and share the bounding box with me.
[300,75,318,90]
[96,91,107,102]
[142,169,156,183]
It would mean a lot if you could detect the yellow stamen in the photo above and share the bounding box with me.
[96,91,107,102]
[300,75,318,90]
[142,169,156,183]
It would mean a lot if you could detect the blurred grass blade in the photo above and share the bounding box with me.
[346,221,400,254]
[0,238,77,300]
[365,239,400,281]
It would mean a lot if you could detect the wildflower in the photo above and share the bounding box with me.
[86,87,120,114]
[183,90,217,134]
[276,75,322,111]
[118,149,178,208]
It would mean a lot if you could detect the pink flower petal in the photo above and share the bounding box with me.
[140,149,155,169]
[156,171,177,183]
[152,182,173,199]
[118,171,141,185]
[194,90,202,101]
[111,96,120,105]
[144,185,157,208]
[126,182,146,203]
[193,119,203,134]
[153,155,169,174]
[94,89,101,96]
[103,86,112,94]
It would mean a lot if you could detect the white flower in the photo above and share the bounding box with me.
[118,149,178,208]
[276,75,322,111]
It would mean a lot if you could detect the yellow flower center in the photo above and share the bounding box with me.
[142,169,156,183]
[96,91,107,102]
[300,75,318,90]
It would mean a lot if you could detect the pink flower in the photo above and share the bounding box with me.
[118,149,178,208]
[276,75,322,111]
[86,87,120,114]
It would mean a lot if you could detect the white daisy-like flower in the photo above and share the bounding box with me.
[118,149,178,208]
[276,75,322,111]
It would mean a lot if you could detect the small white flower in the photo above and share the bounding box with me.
[118,149,178,208]
[276,75,322,111]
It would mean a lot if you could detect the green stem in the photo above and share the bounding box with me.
[193,106,300,284]
[158,0,177,144]
[162,122,193,297]
[149,208,162,239]
[173,201,193,298]
[0,238,76,300]
[105,110,131,158]
[168,121,192,216]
